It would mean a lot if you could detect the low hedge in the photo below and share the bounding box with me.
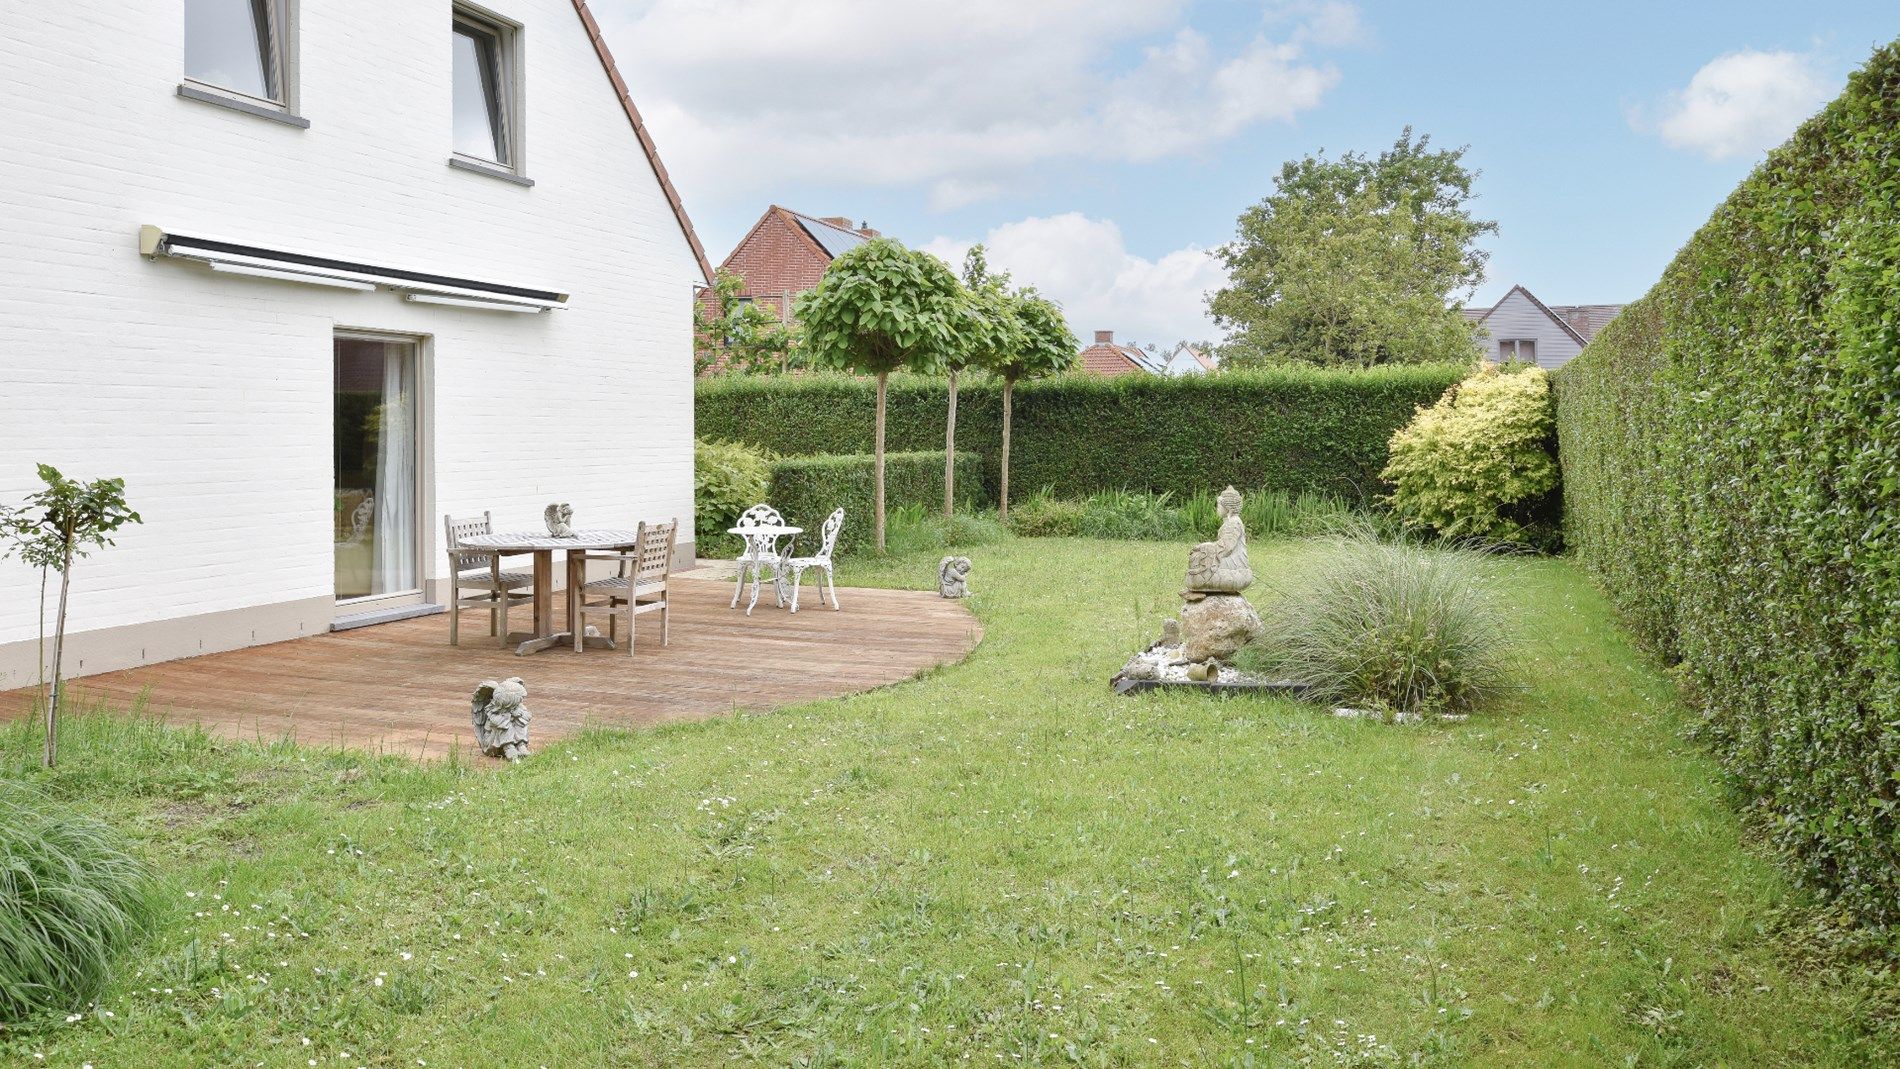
[698,365,1465,505]
[1554,41,1900,925]
[765,450,983,555]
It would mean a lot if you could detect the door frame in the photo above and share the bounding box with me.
[332,328,435,620]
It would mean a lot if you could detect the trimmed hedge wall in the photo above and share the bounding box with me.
[1555,42,1900,924]
[766,450,983,554]
[698,365,1465,505]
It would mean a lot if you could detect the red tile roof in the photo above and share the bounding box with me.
[1077,343,1150,376]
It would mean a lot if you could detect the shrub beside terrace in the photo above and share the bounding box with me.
[1555,40,1900,925]
[693,440,983,556]
[697,364,1465,505]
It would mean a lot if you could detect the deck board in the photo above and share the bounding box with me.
[0,578,981,761]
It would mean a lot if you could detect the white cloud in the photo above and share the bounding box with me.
[594,1,1351,207]
[1637,49,1834,161]
[921,213,1228,346]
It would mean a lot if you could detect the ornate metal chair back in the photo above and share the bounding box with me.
[733,503,784,561]
[813,507,845,562]
[735,503,782,528]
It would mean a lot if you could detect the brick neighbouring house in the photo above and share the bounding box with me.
[702,205,880,325]
[1076,330,1168,376]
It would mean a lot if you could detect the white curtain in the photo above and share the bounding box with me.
[371,347,417,594]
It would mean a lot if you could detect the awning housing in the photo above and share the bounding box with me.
[139,225,568,312]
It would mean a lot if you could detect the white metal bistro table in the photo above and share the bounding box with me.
[727,523,802,615]
[459,529,642,655]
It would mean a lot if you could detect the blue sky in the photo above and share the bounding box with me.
[597,1,1897,346]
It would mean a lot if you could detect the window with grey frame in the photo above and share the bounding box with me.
[452,11,516,167]
[1498,338,1536,363]
[185,0,287,104]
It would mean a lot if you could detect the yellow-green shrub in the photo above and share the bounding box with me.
[1381,364,1558,542]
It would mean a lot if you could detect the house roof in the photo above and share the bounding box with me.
[1467,284,1624,345]
[1171,343,1217,371]
[789,211,872,260]
[1078,336,1167,376]
[570,0,714,286]
[1545,303,1623,340]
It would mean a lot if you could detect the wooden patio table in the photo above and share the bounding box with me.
[458,529,642,655]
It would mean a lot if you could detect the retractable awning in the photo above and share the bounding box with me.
[138,225,568,313]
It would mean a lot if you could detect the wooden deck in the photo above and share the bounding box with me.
[0,577,980,761]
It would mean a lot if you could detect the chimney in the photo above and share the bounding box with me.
[1565,308,1592,337]
[857,221,880,237]
[818,216,853,229]
[1094,329,1114,344]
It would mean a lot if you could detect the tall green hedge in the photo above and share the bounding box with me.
[1555,42,1900,925]
[698,365,1465,505]
[765,451,983,555]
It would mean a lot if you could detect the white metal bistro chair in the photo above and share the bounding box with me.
[444,512,534,647]
[574,518,677,656]
[779,507,844,613]
[730,502,789,614]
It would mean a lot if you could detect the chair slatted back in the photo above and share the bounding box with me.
[636,519,677,584]
[446,512,495,571]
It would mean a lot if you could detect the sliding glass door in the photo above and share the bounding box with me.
[334,334,420,606]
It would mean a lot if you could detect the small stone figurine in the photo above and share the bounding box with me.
[544,503,576,538]
[938,556,972,598]
[471,677,532,761]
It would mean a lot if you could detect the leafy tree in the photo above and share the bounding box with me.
[949,246,1023,517]
[992,289,1077,519]
[693,269,799,376]
[1211,128,1495,368]
[797,238,970,549]
[0,465,141,767]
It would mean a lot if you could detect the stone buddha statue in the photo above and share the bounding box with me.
[1185,486,1252,594]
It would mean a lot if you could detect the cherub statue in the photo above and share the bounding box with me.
[1185,486,1252,594]
[938,556,972,598]
[544,503,575,538]
[471,677,532,760]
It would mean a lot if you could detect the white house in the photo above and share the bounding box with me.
[1160,343,1216,377]
[0,0,711,689]
[1462,285,1622,370]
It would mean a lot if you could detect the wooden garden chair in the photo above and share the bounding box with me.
[444,511,534,647]
[574,518,677,656]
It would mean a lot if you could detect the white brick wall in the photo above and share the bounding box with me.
[0,1,700,670]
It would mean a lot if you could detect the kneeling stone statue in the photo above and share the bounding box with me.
[471,677,532,761]
[938,556,972,598]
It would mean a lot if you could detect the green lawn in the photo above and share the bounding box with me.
[3,536,1893,1067]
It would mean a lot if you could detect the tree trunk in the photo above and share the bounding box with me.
[36,567,47,725]
[1000,377,1015,522]
[943,368,959,519]
[46,534,73,769]
[875,371,888,551]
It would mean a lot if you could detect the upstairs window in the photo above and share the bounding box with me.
[452,10,517,167]
[1498,338,1536,363]
[185,0,285,103]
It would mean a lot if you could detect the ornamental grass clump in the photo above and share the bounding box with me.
[0,780,155,1022]
[1249,526,1515,717]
